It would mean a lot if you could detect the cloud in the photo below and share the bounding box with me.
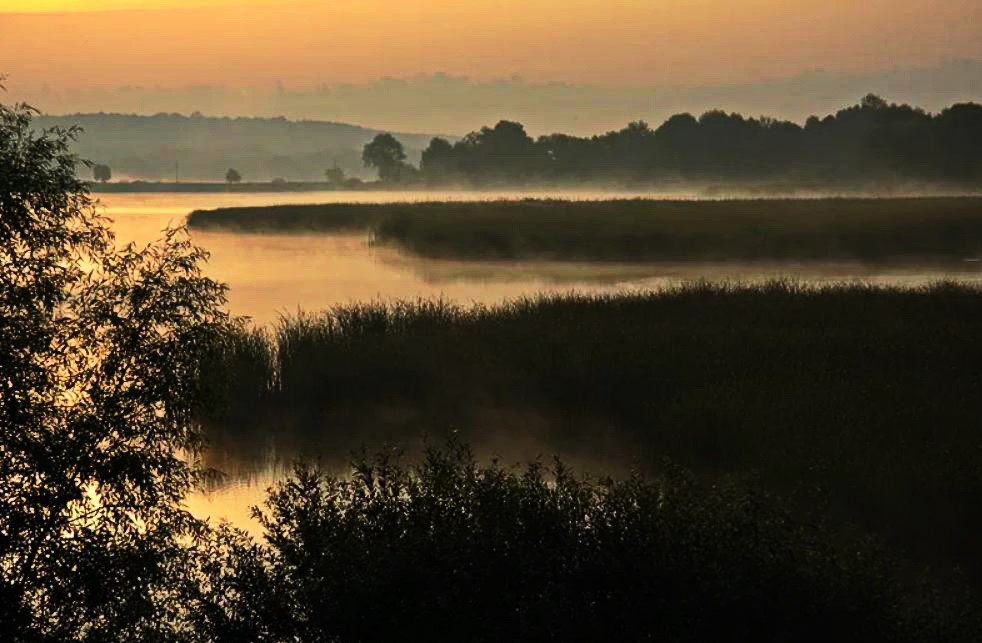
[8,60,982,136]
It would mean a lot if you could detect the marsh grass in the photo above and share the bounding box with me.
[188,197,982,262]
[205,281,982,594]
[187,202,387,233]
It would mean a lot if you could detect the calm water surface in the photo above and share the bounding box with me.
[99,191,982,533]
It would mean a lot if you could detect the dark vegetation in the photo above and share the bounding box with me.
[91,163,111,183]
[6,96,982,640]
[362,132,417,183]
[205,284,982,601]
[36,94,982,188]
[1,94,230,640]
[188,442,977,643]
[188,197,982,263]
[406,95,982,187]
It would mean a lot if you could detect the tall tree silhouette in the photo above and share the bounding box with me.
[0,97,230,641]
[92,163,112,183]
[363,133,408,182]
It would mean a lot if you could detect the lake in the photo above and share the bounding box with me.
[106,191,982,325]
[100,191,982,533]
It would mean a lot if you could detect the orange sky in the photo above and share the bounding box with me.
[2,0,981,89]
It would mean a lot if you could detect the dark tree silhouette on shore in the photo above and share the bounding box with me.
[363,132,410,182]
[92,163,112,183]
[325,163,346,185]
[0,97,230,641]
[420,136,456,183]
[403,95,982,186]
[225,167,242,183]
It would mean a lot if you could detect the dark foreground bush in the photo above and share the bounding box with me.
[204,282,982,597]
[188,442,978,643]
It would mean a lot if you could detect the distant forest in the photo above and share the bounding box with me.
[391,95,982,187]
[37,94,982,187]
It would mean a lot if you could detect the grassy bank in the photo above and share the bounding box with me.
[187,197,982,263]
[205,282,982,593]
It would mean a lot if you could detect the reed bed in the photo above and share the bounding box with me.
[188,197,982,262]
[202,281,982,592]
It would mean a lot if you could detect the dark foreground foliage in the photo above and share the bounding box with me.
[188,197,982,263]
[205,283,982,596]
[188,442,979,643]
[1,95,234,641]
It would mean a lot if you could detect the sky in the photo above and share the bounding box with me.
[0,0,982,134]
[2,1,982,132]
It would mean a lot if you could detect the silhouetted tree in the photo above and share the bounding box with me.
[0,98,230,641]
[452,120,545,183]
[420,137,456,183]
[225,167,242,183]
[93,163,112,183]
[325,163,346,186]
[363,133,409,182]
[934,102,982,180]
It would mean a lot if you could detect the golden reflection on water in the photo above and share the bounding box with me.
[184,479,270,537]
[101,191,982,531]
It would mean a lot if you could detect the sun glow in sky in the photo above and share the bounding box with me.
[0,0,252,10]
[1,0,981,89]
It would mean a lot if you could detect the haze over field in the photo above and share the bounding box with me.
[30,113,444,181]
[12,61,982,137]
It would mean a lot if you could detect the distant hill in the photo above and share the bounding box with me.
[33,113,450,182]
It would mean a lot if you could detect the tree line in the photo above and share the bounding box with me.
[363,94,982,186]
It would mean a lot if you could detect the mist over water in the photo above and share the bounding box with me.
[101,192,982,530]
[106,191,982,323]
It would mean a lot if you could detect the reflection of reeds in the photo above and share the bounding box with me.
[189,197,982,263]
[203,281,982,592]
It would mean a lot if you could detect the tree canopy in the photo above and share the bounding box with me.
[409,96,982,186]
[363,133,413,182]
[0,97,230,641]
[92,163,111,183]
